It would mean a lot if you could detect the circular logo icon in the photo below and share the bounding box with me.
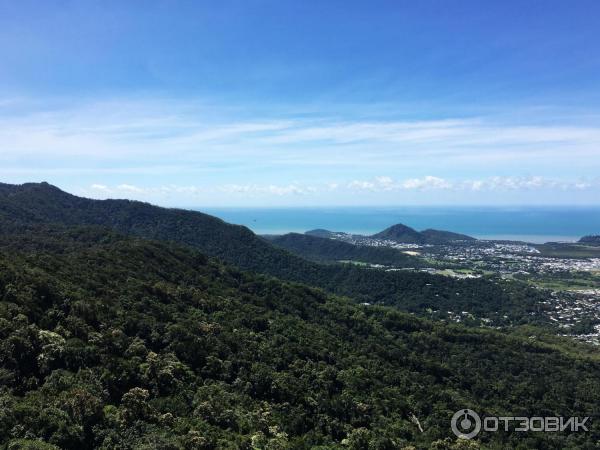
[451,409,481,439]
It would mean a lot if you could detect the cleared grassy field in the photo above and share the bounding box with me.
[521,272,600,290]
[534,243,600,258]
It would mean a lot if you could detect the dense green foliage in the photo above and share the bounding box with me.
[419,229,476,244]
[0,183,550,326]
[534,242,600,258]
[371,224,423,243]
[304,229,337,239]
[578,235,600,245]
[1,224,599,449]
[371,225,474,244]
[267,233,420,267]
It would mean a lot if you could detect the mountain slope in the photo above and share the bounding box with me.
[304,228,338,238]
[0,182,546,325]
[372,223,476,244]
[371,223,424,243]
[579,235,600,245]
[269,232,421,267]
[0,182,300,276]
[420,228,476,244]
[0,223,599,449]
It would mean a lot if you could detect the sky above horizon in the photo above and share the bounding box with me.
[1,0,599,206]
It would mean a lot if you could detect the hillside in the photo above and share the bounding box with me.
[304,229,338,239]
[0,223,599,448]
[371,223,424,243]
[0,182,297,276]
[0,183,547,325]
[372,224,475,244]
[420,229,477,244]
[306,227,475,244]
[579,235,600,245]
[269,232,421,267]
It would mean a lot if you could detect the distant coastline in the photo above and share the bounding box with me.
[473,234,580,244]
[199,206,600,244]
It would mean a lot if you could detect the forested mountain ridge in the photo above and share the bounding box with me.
[372,224,475,244]
[0,183,548,325]
[304,229,337,239]
[0,182,287,272]
[579,235,600,245]
[420,229,477,244]
[0,222,599,449]
[267,232,421,267]
[305,225,475,244]
[371,224,424,243]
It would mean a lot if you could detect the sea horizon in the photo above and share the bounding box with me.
[198,205,600,244]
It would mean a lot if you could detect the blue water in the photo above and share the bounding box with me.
[199,206,600,244]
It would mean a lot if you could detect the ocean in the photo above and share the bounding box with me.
[199,206,600,244]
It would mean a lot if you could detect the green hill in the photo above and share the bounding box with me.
[371,223,425,243]
[269,232,421,267]
[579,235,600,245]
[0,223,598,449]
[0,181,297,276]
[304,229,338,239]
[372,224,476,244]
[420,229,476,244]
[0,183,546,325]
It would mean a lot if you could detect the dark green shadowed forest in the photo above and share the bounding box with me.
[0,183,552,326]
[0,222,598,449]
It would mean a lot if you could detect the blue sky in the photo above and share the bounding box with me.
[1,0,599,206]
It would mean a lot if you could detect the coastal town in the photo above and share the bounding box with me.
[324,231,600,343]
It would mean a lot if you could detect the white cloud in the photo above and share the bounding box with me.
[345,176,599,192]
[400,176,452,190]
[348,175,452,191]
[85,182,319,200]
[1,97,600,171]
[116,184,145,193]
[84,176,599,204]
[347,180,376,190]
[2,96,599,208]
[219,183,315,196]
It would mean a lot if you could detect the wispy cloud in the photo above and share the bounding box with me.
[83,176,599,204]
[218,184,316,196]
[2,96,600,205]
[346,175,598,192]
[85,182,316,198]
[1,97,600,167]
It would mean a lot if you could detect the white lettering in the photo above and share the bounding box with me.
[498,417,511,431]
[484,417,498,431]
[575,417,589,432]
[530,417,544,431]
[515,417,529,432]
[545,417,559,432]
[560,417,575,431]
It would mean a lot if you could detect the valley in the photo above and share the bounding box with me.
[4,4,599,448]
[277,228,600,343]
[1,183,599,448]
